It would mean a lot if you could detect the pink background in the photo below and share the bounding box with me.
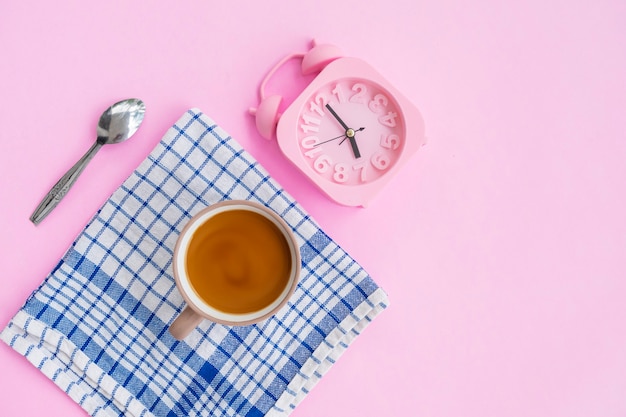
[1,1,626,416]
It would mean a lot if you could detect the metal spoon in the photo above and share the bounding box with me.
[30,98,146,225]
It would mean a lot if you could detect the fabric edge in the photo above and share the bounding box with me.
[1,310,157,417]
[268,287,389,416]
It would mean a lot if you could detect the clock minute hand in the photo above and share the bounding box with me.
[326,104,362,159]
[325,104,349,130]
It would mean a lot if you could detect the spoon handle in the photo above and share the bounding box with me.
[30,141,103,225]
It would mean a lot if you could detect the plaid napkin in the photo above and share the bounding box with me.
[1,109,388,417]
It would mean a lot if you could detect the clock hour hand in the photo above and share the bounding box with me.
[347,136,361,159]
[326,104,362,159]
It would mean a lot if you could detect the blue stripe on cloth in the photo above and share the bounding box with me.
[299,229,332,265]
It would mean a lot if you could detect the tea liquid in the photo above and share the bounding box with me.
[186,210,292,314]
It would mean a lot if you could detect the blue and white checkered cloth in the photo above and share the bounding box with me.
[1,109,389,417]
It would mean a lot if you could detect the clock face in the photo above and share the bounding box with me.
[294,78,406,186]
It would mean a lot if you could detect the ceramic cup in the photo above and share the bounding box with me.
[168,200,301,340]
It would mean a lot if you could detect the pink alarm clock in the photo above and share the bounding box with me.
[249,40,426,207]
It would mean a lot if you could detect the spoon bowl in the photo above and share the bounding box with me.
[30,98,146,225]
[97,98,145,144]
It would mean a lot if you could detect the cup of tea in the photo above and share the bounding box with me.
[168,200,301,340]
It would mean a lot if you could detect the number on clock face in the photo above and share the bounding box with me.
[297,78,405,185]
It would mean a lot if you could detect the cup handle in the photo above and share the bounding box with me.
[169,306,203,340]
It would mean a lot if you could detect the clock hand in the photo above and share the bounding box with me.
[337,128,362,159]
[315,127,365,147]
[314,133,346,147]
[347,136,361,158]
[338,127,365,145]
[325,104,349,130]
[325,104,362,159]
